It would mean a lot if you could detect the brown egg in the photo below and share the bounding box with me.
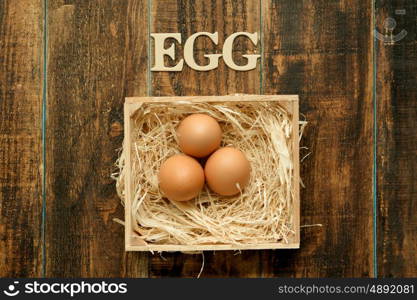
[204,147,251,196]
[159,154,205,201]
[177,113,222,158]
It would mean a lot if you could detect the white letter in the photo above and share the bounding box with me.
[25,283,34,294]
[51,283,61,294]
[184,32,222,71]
[223,32,260,71]
[118,283,128,294]
[151,33,184,71]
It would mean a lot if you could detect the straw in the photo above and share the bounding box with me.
[113,101,302,246]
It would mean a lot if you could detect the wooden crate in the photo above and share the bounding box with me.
[124,95,300,251]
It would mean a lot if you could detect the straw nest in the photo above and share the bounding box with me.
[114,101,305,247]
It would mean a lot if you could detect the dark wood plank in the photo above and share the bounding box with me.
[375,0,417,277]
[46,0,149,277]
[149,0,263,277]
[262,0,374,277]
[0,0,44,277]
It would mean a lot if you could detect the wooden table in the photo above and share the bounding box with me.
[0,0,415,277]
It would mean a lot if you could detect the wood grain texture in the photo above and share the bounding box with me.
[262,0,374,277]
[0,0,411,278]
[0,0,43,277]
[149,0,264,278]
[375,0,417,277]
[45,0,149,277]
